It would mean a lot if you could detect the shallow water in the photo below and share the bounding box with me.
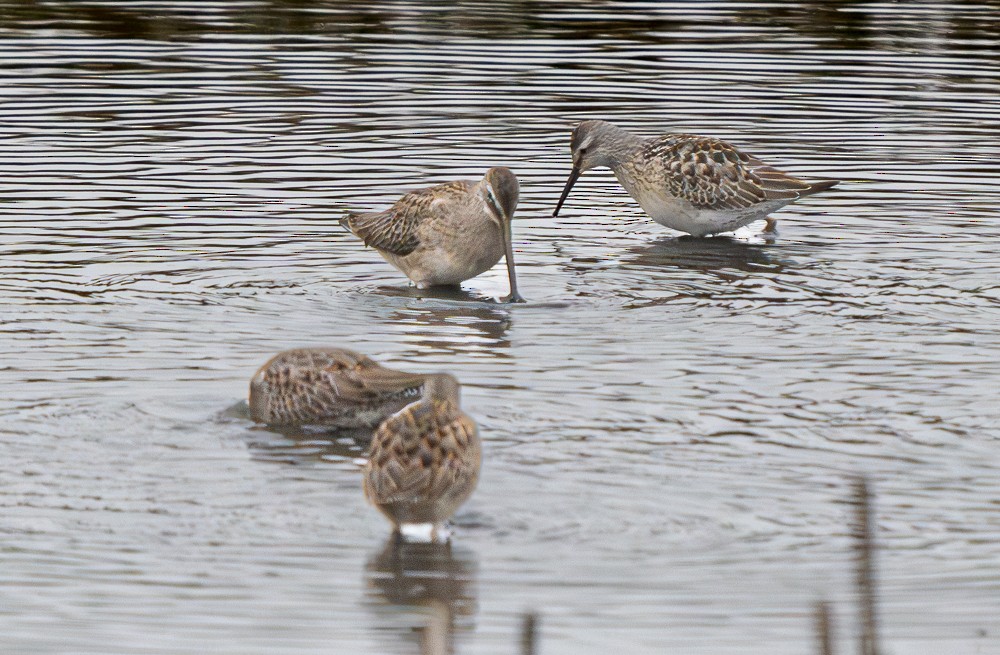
[2,2,999,653]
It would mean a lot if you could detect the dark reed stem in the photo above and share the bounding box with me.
[854,477,881,655]
[520,612,538,655]
[815,600,835,655]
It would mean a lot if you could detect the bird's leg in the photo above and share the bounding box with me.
[430,523,452,543]
[763,218,779,234]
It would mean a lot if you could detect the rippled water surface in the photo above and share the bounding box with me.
[2,2,1000,653]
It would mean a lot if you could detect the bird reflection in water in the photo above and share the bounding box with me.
[378,295,513,359]
[220,399,374,464]
[622,234,786,275]
[602,234,797,308]
[365,537,478,655]
[376,281,515,307]
[244,423,373,466]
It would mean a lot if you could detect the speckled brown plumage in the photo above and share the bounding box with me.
[340,168,524,302]
[638,134,813,210]
[554,120,838,236]
[249,348,426,428]
[363,373,480,534]
[341,180,475,256]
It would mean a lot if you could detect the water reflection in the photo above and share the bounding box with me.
[607,235,803,309]
[242,417,373,466]
[223,385,402,466]
[383,300,513,359]
[622,235,785,275]
[6,0,1000,55]
[365,538,478,655]
[221,400,365,464]
[375,285,501,305]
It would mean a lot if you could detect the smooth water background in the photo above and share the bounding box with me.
[2,2,999,653]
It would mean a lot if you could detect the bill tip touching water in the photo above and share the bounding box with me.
[341,166,525,304]
[553,119,839,237]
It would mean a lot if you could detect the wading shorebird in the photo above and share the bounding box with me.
[249,348,426,428]
[342,167,525,302]
[553,120,839,237]
[363,373,480,541]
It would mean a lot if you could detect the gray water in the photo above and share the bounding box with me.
[2,2,999,653]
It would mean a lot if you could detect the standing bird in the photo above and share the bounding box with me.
[553,120,838,237]
[249,347,426,428]
[363,373,480,541]
[342,167,525,302]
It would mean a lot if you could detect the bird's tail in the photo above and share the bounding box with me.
[754,162,839,201]
[800,179,839,197]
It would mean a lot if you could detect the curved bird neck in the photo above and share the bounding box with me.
[591,123,646,170]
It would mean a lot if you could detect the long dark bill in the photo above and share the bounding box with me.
[501,213,525,303]
[552,166,581,217]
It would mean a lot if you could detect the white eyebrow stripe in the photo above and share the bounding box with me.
[484,187,503,217]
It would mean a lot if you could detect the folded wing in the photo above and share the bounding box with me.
[341,180,475,256]
[647,135,837,210]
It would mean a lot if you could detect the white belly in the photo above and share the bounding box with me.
[618,175,787,237]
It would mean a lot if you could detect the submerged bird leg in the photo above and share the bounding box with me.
[763,218,779,234]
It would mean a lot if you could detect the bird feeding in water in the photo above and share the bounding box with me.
[342,167,525,302]
[363,373,480,542]
[553,120,838,237]
[248,347,426,429]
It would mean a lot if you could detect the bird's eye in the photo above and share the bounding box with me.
[579,146,588,155]
[486,193,501,214]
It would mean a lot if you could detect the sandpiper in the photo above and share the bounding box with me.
[553,120,838,237]
[363,373,480,541]
[249,348,426,428]
[342,167,525,302]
